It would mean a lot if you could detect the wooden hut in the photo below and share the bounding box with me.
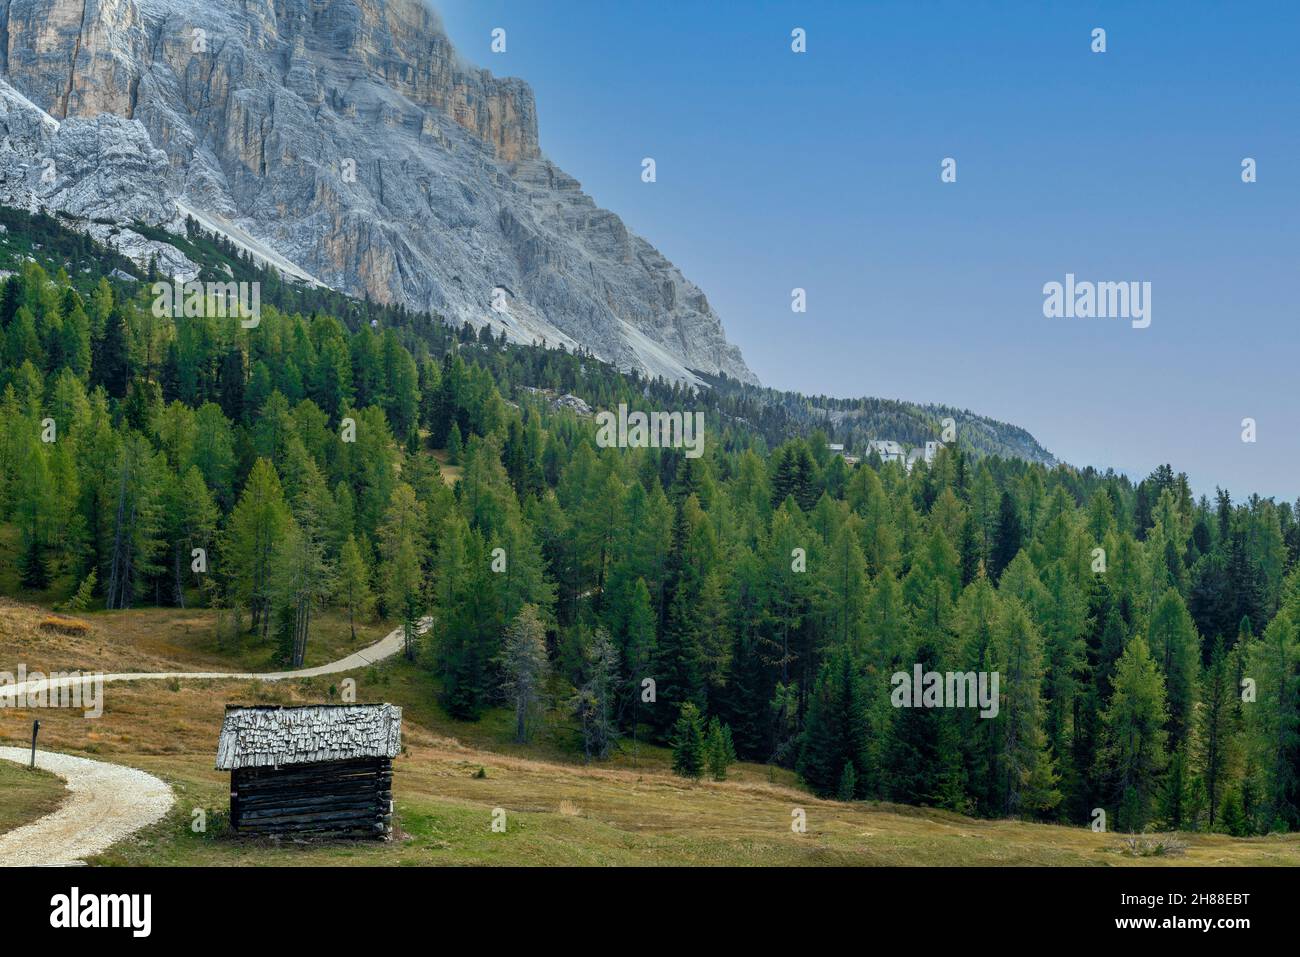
[215,703,401,838]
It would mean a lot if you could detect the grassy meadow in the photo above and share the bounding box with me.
[2,601,1298,866]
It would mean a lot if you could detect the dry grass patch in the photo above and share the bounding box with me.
[0,599,178,674]
[430,449,463,485]
[37,615,90,636]
[83,607,391,672]
[0,601,392,676]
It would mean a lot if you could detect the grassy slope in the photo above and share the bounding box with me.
[429,448,463,485]
[1,602,1297,866]
[0,760,67,837]
[0,600,390,673]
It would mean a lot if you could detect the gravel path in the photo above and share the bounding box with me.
[0,618,428,705]
[0,748,173,865]
[0,618,429,864]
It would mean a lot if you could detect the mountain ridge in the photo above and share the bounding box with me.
[0,200,1057,467]
[0,0,1056,465]
[0,0,756,384]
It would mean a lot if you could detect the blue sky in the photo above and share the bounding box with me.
[437,0,1299,501]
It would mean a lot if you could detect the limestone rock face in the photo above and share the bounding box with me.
[0,78,197,277]
[0,0,757,384]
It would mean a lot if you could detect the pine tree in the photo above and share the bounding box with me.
[574,626,620,759]
[821,517,869,652]
[334,534,374,641]
[385,532,425,662]
[102,434,166,610]
[705,716,737,780]
[18,535,48,590]
[651,496,710,735]
[619,577,657,761]
[500,604,550,743]
[222,458,291,638]
[1038,560,1086,808]
[1098,636,1168,832]
[958,513,982,586]
[1148,588,1200,751]
[60,568,97,612]
[1158,745,1192,830]
[671,702,706,779]
[90,306,130,398]
[992,599,1061,817]
[270,519,332,668]
[836,761,858,801]
[1199,636,1234,827]
[797,650,868,797]
[1219,787,1249,836]
[955,574,1002,813]
[1245,610,1299,831]
[446,421,463,464]
[990,491,1023,580]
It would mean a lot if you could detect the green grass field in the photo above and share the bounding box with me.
[0,760,67,837]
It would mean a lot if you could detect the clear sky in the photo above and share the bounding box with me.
[437,0,1299,501]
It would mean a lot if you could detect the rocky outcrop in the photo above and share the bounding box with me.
[0,0,757,384]
[0,78,197,277]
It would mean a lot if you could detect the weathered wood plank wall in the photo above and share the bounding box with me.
[231,757,393,838]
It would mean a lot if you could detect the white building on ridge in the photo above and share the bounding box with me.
[866,439,944,472]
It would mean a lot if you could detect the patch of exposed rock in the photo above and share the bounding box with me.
[0,78,198,278]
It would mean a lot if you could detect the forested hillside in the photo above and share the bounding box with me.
[701,377,1055,465]
[1,209,1298,836]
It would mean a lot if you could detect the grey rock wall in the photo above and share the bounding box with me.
[0,0,757,384]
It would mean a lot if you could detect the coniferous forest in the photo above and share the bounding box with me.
[2,211,1298,837]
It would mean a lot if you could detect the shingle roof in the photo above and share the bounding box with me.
[215,704,402,770]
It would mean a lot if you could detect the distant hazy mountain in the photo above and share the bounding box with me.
[0,0,756,384]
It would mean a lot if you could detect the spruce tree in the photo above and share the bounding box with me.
[1098,636,1168,832]
[1199,636,1233,826]
[574,626,620,759]
[991,599,1061,818]
[1245,610,1299,831]
[798,650,868,798]
[1219,787,1249,836]
[671,702,706,779]
[705,717,736,780]
[1148,588,1200,751]
[500,604,550,744]
[837,762,858,801]
[446,421,463,463]
[990,491,1023,580]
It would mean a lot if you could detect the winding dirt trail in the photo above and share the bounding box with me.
[0,747,173,865]
[0,619,426,704]
[0,619,428,865]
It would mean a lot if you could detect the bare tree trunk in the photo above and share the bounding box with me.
[292,596,310,668]
[173,545,186,608]
[106,458,130,610]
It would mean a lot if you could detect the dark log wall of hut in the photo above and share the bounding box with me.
[230,757,394,838]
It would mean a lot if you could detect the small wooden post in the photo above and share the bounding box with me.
[29,719,39,768]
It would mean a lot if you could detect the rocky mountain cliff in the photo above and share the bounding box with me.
[0,0,757,384]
